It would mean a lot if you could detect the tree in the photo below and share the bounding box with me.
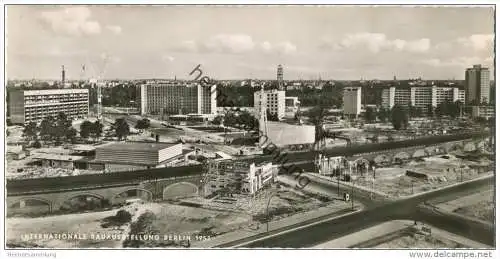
[238,110,259,131]
[426,104,434,117]
[66,127,78,143]
[307,105,328,142]
[212,115,223,126]
[364,107,376,123]
[135,118,151,129]
[92,121,103,140]
[266,109,279,121]
[391,105,409,130]
[409,105,422,118]
[33,140,42,149]
[377,108,389,122]
[39,116,56,141]
[80,120,93,139]
[23,122,38,141]
[114,118,130,140]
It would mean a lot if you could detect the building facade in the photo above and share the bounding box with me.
[95,142,183,166]
[343,87,362,116]
[382,87,411,109]
[285,96,300,113]
[465,64,490,105]
[381,86,465,110]
[471,105,494,119]
[9,88,89,124]
[203,160,275,196]
[254,89,286,120]
[138,82,217,116]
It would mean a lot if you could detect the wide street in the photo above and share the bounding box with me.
[218,175,494,248]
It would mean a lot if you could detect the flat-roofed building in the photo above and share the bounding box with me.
[381,86,464,110]
[254,89,286,120]
[9,88,89,124]
[343,87,362,116]
[95,142,184,172]
[465,64,490,105]
[138,82,217,116]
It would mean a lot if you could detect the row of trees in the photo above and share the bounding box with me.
[23,112,78,145]
[22,113,135,147]
[212,109,259,130]
[362,100,465,130]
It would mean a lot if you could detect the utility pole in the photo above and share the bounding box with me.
[350,174,356,211]
[337,168,340,196]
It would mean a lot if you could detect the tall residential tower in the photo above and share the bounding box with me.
[465,64,490,105]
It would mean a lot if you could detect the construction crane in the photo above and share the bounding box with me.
[258,83,268,148]
[87,54,109,125]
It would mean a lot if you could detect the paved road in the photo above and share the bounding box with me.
[225,176,494,248]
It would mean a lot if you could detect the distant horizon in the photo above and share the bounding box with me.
[7,6,494,80]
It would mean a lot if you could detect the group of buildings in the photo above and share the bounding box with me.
[380,86,465,110]
[343,64,493,119]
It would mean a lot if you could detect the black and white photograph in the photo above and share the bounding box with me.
[2,2,496,257]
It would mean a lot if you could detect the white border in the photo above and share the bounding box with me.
[1,2,498,259]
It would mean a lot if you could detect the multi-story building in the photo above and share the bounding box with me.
[254,89,286,120]
[343,87,362,116]
[381,87,411,109]
[9,88,89,124]
[381,86,465,110]
[465,64,490,105]
[471,105,494,119]
[138,82,217,116]
[203,160,275,196]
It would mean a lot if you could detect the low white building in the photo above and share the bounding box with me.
[343,87,362,116]
[203,160,276,196]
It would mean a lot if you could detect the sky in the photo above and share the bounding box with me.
[6,5,495,80]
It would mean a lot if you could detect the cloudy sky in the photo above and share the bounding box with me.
[6,5,495,80]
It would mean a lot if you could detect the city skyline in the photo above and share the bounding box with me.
[7,5,495,80]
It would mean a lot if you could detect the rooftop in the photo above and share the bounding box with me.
[96,141,180,152]
[32,153,86,161]
[71,144,97,152]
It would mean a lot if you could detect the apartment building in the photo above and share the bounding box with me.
[203,160,275,196]
[9,88,89,124]
[343,87,362,116]
[381,86,464,110]
[138,82,217,116]
[254,89,286,120]
[471,105,494,119]
[465,65,490,105]
[381,87,411,109]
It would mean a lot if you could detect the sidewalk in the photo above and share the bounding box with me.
[314,220,491,249]
[306,173,389,198]
[307,172,494,201]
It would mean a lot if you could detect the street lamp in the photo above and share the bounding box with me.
[350,175,357,211]
[265,191,278,233]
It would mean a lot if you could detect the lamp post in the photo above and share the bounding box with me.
[350,175,357,211]
[265,192,278,233]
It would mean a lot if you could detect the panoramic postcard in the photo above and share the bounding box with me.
[4,5,495,251]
